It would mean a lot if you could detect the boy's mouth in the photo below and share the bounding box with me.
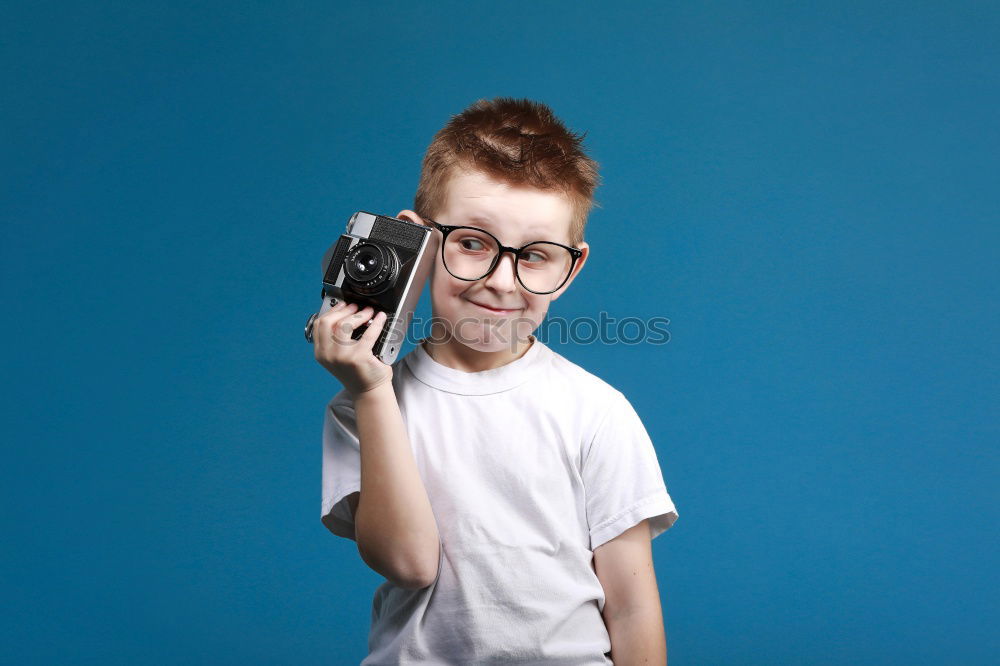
[466,298,522,315]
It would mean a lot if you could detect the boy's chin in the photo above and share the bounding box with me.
[454,337,529,355]
[441,321,535,355]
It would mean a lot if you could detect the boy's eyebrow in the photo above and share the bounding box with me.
[464,215,556,244]
[466,214,507,233]
[465,214,495,227]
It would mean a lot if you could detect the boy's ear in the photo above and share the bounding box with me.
[549,241,589,302]
[396,209,427,226]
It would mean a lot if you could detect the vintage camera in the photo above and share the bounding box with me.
[306,212,438,365]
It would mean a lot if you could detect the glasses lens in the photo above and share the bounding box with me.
[443,228,500,280]
[516,242,573,293]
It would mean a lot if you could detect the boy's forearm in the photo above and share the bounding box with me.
[353,382,440,588]
[605,608,667,666]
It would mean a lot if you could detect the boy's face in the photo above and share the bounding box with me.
[399,169,589,357]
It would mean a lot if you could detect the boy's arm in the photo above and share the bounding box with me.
[352,382,441,589]
[593,519,668,665]
[314,302,440,590]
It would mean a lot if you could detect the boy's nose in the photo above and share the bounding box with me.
[484,253,518,292]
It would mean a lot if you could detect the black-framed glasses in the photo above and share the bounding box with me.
[426,218,583,295]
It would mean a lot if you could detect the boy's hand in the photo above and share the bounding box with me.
[312,301,393,397]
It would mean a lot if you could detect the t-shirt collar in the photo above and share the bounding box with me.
[404,336,548,395]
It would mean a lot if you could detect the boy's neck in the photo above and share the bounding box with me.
[422,335,535,373]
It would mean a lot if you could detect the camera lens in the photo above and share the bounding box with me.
[353,247,382,277]
[344,243,398,294]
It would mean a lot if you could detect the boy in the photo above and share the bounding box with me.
[313,98,679,664]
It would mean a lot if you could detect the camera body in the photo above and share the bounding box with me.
[318,212,438,365]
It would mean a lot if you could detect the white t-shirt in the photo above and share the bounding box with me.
[321,338,679,665]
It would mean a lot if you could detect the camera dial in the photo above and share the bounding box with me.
[344,242,398,294]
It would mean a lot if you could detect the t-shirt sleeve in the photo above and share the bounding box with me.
[320,391,361,541]
[582,390,679,550]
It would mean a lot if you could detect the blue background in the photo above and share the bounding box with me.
[3,2,997,664]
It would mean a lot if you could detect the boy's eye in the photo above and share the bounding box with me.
[520,250,549,264]
[458,238,487,251]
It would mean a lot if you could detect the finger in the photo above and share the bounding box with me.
[324,299,348,315]
[314,303,357,353]
[321,302,359,332]
[359,311,387,348]
[318,299,353,325]
[309,299,346,343]
[332,306,374,342]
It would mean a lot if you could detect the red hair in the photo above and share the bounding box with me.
[414,98,599,245]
